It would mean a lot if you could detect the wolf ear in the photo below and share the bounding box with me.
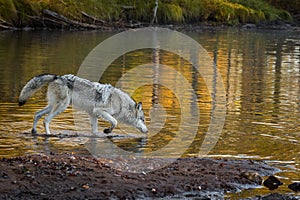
[136,102,142,111]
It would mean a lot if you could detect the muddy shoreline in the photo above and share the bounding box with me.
[0,153,297,199]
[1,22,299,32]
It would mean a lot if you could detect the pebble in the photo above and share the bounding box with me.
[70,186,76,191]
[82,184,90,189]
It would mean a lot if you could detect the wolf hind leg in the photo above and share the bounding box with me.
[93,108,117,134]
[32,105,52,134]
[44,98,70,135]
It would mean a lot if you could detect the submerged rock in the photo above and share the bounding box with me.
[250,193,298,200]
[241,24,257,29]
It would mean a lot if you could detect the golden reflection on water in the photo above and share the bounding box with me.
[0,29,299,197]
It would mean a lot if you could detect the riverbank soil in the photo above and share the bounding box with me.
[0,153,295,199]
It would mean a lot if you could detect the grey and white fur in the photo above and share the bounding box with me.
[19,74,148,135]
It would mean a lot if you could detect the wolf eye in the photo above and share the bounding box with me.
[140,117,144,122]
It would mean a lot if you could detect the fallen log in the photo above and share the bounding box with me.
[0,23,12,30]
[0,9,144,31]
[81,11,106,25]
[42,17,69,28]
[0,19,15,30]
[42,9,100,29]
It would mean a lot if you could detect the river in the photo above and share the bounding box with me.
[0,28,299,198]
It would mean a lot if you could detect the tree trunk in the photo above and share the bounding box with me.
[151,0,159,25]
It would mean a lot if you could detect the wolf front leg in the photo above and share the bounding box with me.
[93,108,117,134]
[89,115,98,134]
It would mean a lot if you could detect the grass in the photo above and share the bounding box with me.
[230,0,292,22]
[265,0,300,16]
[0,0,295,27]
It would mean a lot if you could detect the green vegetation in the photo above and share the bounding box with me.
[0,0,298,28]
[266,0,300,16]
[230,0,292,22]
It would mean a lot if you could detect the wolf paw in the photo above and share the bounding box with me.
[103,128,112,134]
[31,128,37,135]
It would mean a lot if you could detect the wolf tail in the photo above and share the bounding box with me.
[18,74,58,106]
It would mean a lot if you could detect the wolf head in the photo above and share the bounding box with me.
[133,102,148,133]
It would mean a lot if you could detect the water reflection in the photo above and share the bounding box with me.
[0,29,299,195]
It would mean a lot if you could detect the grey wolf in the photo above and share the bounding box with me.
[18,74,148,135]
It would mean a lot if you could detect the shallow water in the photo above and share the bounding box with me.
[0,28,299,198]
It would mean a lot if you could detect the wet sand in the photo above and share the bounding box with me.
[0,153,296,199]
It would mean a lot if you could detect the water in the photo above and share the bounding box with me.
[0,29,299,198]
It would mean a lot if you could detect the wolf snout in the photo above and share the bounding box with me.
[141,128,148,133]
[139,126,148,133]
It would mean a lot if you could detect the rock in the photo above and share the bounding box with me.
[257,20,292,30]
[1,172,9,179]
[242,24,256,29]
[241,171,263,185]
[288,182,300,192]
[70,186,76,191]
[82,184,90,190]
[259,193,297,200]
[263,176,283,190]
